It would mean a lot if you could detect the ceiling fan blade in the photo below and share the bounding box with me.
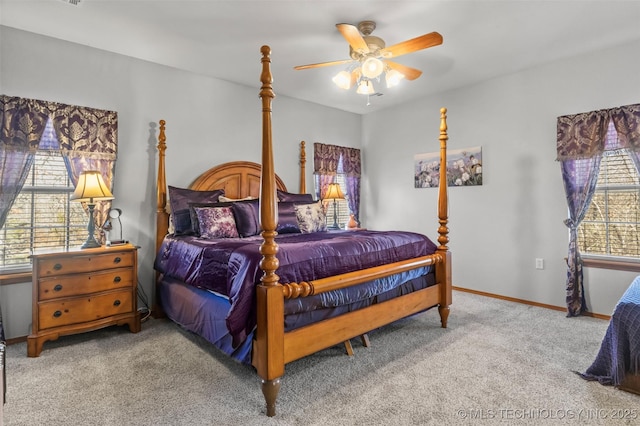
[385,61,423,80]
[382,32,443,58]
[336,23,370,53]
[294,59,353,70]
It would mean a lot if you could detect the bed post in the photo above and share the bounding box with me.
[154,120,169,318]
[299,141,306,194]
[436,107,452,327]
[156,120,169,253]
[254,45,285,417]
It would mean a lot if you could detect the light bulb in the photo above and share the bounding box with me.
[385,69,405,88]
[361,57,384,79]
[356,80,374,95]
[332,71,352,90]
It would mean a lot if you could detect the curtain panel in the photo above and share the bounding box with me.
[0,94,118,240]
[557,103,640,316]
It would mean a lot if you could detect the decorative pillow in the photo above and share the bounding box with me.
[295,200,327,233]
[193,206,239,239]
[168,186,225,235]
[219,195,256,202]
[231,199,261,237]
[277,189,314,203]
[188,202,231,235]
[276,202,302,234]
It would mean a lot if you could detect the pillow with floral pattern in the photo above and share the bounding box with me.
[194,206,239,239]
[295,200,327,233]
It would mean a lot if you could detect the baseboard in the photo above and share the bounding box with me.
[5,336,27,345]
[453,286,611,321]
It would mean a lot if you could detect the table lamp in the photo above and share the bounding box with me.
[71,171,114,249]
[323,183,345,230]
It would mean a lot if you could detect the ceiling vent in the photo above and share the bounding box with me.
[60,0,81,5]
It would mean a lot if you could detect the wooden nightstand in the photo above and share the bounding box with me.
[27,243,141,357]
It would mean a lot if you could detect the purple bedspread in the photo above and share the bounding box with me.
[154,230,437,346]
[580,276,640,386]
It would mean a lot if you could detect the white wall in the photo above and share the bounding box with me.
[362,38,640,316]
[0,26,361,339]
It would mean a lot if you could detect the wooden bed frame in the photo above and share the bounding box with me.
[155,45,452,417]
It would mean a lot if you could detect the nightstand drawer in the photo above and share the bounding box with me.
[38,289,134,330]
[36,251,135,277]
[38,268,134,300]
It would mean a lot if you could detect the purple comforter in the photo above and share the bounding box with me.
[580,276,640,386]
[155,230,437,346]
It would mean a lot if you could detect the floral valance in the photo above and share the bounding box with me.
[313,142,361,177]
[0,95,117,160]
[556,103,640,161]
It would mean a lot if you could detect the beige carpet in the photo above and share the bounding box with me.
[3,291,639,425]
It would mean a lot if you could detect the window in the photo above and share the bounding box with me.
[578,124,640,260]
[0,119,86,272]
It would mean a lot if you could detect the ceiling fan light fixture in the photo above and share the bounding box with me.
[332,70,353,90]
[361,57,384,79]
[356,79,375,95]
[385,69,405,88]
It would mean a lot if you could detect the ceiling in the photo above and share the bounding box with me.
[2,0,640,115]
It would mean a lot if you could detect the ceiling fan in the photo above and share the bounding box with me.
[294,21,443,94]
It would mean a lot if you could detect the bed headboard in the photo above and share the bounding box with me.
[190,161,286,198]
[155,119,307,254]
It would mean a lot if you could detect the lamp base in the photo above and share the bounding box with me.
[81,238,101,249]
[328,199,341,230]
[81,203,101,249]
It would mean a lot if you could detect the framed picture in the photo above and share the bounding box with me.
[414,146,483,188]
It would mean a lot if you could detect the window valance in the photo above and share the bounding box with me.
[1,95,117,160]
[313,142,361,176]
[556,103,640,161]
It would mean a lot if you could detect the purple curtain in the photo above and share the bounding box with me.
[557,103,640,315]
[0,95,118,242]
[313,143,341,175]
[313,143,361,222]
[561,157,600,316]
[0,150,35,228]
[341,147,362,225]
[611,104,640,174]
[0,96,49,229]
[50,103,117,239]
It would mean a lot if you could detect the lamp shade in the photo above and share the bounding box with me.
[332,70,353,90]
[361,57,384,79]
[323,183,345,200]
[385,69,405,88]
[71,171,114,203]
[356,80,375,95]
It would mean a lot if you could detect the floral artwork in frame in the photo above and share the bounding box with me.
[414,146,483,188]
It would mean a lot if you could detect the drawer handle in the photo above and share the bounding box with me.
[53,263,62,271]
[54,284,63,292]
[114,276,121,283]
[114,257,121,264]
[53,311,62,318]
[113,300,121,306]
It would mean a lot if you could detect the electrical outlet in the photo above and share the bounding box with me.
[535,258,544,269]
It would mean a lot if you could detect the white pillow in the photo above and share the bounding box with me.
[295,200,327,233]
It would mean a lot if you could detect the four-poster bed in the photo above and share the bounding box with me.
[154,45,452,417]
